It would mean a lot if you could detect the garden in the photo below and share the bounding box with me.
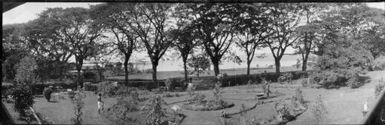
[2,2,385,125]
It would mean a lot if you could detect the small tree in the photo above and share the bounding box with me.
[143,96,168,125]
[15,56,39,85]
[71,90,86,125]
[12,56,38,118]
[11,85,34,118]
[311,95,328,125]
[187,55,210,78]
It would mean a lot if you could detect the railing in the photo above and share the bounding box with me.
[360,86,385,124]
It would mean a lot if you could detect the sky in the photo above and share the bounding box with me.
[2,2,385,71]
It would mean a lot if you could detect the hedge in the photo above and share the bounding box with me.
[2,82,78,95]
[163,70,315,90]
[105,79,165,90]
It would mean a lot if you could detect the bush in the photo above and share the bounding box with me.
[43,87,53,102]
[311,95,328,125]
[10,85,34,117]
[375,78,385,98]
[143,96,168,125]
[278,73,293,84]
[68,91,76,100]
[97,81,118,97]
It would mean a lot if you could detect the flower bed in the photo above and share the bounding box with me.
[182,100,234,111]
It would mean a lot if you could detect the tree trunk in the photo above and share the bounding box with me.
[182,56,188,83]
[274,58,281,73]
[247,60,251,76]
[152,62,158,87]
[124,57,129,86]
[212,60,220,76]
[76,65,82,88]
[302,55,308,71]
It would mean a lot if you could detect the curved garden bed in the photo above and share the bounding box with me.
[182,100,234,111]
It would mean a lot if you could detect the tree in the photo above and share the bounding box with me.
[90,3,138,86]
[47,8,104,87]
[187,55,211,78]
[234,4,270,76]
[15,56,39,85]
[127,3,175,86]
[2,24,28,81]
[264,3,302,73]
[22,9,77,80]
[189,3,242,76]
[170,4,200,82]
[294,3,327,71]
[12,56,37,118]
[312,3,376,88]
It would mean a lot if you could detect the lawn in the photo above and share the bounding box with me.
[3,70,383,125]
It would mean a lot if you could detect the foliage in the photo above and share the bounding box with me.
[375,78,385,98]
[187,55,211,77]
[143,96,168,125]
[311,95,328,125]
[278,73,294,84]
[97,81,118,97]
[292,87,307,109]
[43,87,53,102]
[262,79,271,97]
[188,3,242,76]
[10,85,34,117]
[15,56,40,85]
[264,3,302,73]
[188,93,206,105]
[213,83,223,103]
[71,90,86,125]
[90,3,137,86]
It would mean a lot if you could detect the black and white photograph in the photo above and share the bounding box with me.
[1,1,385,125]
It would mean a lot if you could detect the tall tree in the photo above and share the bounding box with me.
[189,3,241,76]
[90,3,138,85]
[170,4,199,82]
[23,10,75,80]
[234,4,270,76]
[264,3,302,73]
[49,8,104,87]
[127,3,174,85]
[2,24,28,81]
[293,3,327,71]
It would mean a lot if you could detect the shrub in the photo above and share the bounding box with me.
[97,81,118,97]
[71,90,86,125]
[278,73,293,84]
[375,78,385,98]
[292,88,307,110]
[43,87,53,102]
[10,85,34,117]
[274,102,292,122]
[311,95,328,125]
[143,96,168,125]
[188,93,206,104]
[294,87,305,106]
[262,79,271,97]
[68,91,76,100]
[213,83,222,103]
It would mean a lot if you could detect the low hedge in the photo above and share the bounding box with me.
[164,70,314,89]
[106,79,165,90]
